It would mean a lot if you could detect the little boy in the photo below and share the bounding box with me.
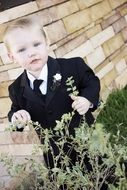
[3,18,100,133]
[2,18,102,179]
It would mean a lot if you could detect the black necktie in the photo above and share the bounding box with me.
[33,79,43,95]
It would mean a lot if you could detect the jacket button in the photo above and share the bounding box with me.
[48,110,53,114]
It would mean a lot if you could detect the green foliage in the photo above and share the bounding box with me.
[96,86,127,145]
[1,78,127,189]
[66,76,79,96]
[1,117,127,190]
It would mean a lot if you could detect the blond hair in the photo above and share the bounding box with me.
[3,17,46,50]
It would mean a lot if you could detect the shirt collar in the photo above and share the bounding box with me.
[27,64,48,88]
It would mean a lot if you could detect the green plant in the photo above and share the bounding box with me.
[1,79,127,189]
[96,86,127,145]
[1,118,127,190]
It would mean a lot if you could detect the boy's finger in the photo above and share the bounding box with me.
[70,95,77,101]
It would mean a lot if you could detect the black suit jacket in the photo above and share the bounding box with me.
[8,57,100,134]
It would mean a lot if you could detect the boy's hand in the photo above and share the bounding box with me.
[11,109,31,124]
[71,95,91,115]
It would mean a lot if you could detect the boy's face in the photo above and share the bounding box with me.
[8,26,48,75]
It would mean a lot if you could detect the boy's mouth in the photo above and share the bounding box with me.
[30,59,41,64]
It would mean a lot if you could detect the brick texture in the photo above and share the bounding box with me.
[78,0,103,8]
[90,0,112,21]
[86,24,102,38]
[44,20,67,44]
[48,0,79,21]
[115,68,127,88]
[90,26,115,48]
[86,46,105,69]
[0,98,11,118]
[63,40,94,58]
[55,32,87,57]
[101,12,121,29]
[96,62,114,79]
[36,0,67,9]
[108,0,127,9]
[112,17,127,33]
[102,33,124,57]
[121,27,127,42]
[63,9,91,34]
[115,58,127,74]
[0,81,12,97]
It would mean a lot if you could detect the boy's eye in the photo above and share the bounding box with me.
[18,48,26,53]
[34,42,41,47]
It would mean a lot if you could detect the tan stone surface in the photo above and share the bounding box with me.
[121,27,127,42]
[56,28,85,47]
[118,3,127,16]
[104,68,117,87]
[80,0,103,7]
[63,40,94,58]
[110,45,127,64]
[100,78,106,94]
[0,144,42,156]
[55,32,87,57]
[36,0,66,9]
[8,68,24,80]
[0,81,12,97]
[63,9,91,34]
[95,59,109,73]
[96,62,114,79]
[0,130,40,144]
[44,20,67,44]
[125,15,127,22]
[0,63,19,73]
[90,0,112,21]
[86,46,105,69]
[103,10,116,20]
[101,12,121,29]
[85,22,95,31]
[76,0,87,9]
[49,0,79,21]
[115,68,127,88]
[37,9,52,26]
[108,0,127,9]
[86,24,102,38]
[0,23,7,42]
[0,71,9,83]
[102,33,124,57]
[90,26,115,48]
[0,98,11,118]
[113,17,127,33]
[0,43,8,55]
[115,58,127,74]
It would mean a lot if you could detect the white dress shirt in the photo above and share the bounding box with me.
[27,64,48,95]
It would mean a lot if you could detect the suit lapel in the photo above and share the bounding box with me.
[20,57,61,107]
[21,71,45,106]
[46,56,61,107]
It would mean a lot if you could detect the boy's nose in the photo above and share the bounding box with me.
[28,48,36,57]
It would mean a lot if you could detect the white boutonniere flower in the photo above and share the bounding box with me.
[53,73,62,82]
[51,73,62,91]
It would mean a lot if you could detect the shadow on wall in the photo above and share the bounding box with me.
[0,0,35,11]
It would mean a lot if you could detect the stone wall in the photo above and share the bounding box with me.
[0,0,127,188]
[0,0,127,124]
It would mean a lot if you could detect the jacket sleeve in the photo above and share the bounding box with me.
[76,57,100,111]
[8,85,21,122]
